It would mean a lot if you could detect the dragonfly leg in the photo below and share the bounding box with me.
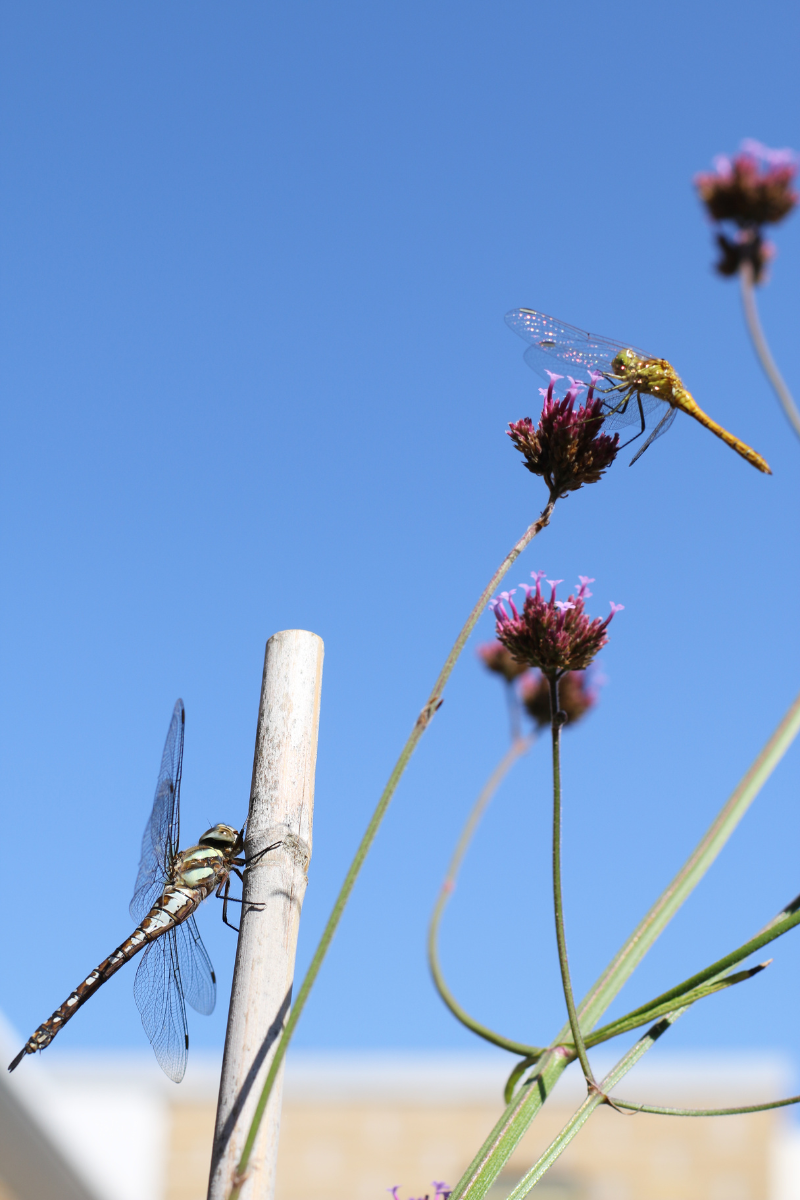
[617,391,648,451]
[237,839,283,869]
[219,878,237,931]
[219,879,240,932]
[216,875,265,931]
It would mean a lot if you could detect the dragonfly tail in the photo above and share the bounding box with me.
[677,390,772,475]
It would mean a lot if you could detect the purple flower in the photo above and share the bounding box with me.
[507,373,619,498]
[695,140,798,226]
[492,572,622,674]
[519,667,601,729]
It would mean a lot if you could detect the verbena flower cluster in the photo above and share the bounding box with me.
[507,372,619,497]
[490,572,622,675]
[694,139,798,281]
[476,640,529,682]
[695,140,798,226]
[520,668,599,729]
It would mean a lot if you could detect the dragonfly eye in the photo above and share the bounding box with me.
[199,823,241,850]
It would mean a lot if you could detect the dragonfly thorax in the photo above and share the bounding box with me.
[198,823,243,856]
[609,348,679,400]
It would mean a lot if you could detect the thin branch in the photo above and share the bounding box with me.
[549,672,595,1090]
[227,493,558,1200]
[740,260,800,440]
[428,733,543,1056]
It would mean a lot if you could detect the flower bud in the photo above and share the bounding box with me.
[519,669,599,729]
[476,640,528,682]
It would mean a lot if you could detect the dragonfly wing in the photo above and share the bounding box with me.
[130,700,185,924]
[134,931,189,1083]
[174,914,216,1017]
[506,309,638,380]
[629,405,678,465]
[597,391,671,433]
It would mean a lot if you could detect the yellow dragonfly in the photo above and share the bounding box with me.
[505,309,771,474]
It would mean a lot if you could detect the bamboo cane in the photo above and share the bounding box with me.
[207,629,324,1200]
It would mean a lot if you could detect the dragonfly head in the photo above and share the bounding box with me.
[610,348,640,378]
[199,823,243,857]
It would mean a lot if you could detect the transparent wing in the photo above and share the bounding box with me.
[130,700,185,924]
[505,309,645,378]
[629,405,678,464]
[505,308,672,434]
[593,387,671,434]
[174,914,216,1016]
[133,931,189,1083]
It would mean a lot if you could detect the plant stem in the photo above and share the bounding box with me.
[506,1010,688,1200]
[576,686,800,1033]
[447,687,800,1200]
[226,494,557,1200]
[549,672,595,1090]
[610,1093,800,1117]
[428,734,543,1056]
[740,260,800,440]
[586,889,800,1049]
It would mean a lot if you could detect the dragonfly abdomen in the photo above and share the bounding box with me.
[671,386,772,474]
[8,884,206,1071]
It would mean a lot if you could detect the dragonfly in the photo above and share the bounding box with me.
[9,699,274,1083]
[505,309,771,474]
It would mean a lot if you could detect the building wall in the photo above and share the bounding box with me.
[0,1051,795,1200]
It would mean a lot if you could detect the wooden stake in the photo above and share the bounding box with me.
[207,629,324,1200]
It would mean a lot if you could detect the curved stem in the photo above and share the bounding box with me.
[739,261,800,440]
[609,1093,800,1117]
[227,494,558,1200]
[428,734,543,1057]
[549,672,595,1089]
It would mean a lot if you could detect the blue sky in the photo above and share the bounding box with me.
[1,0,799,1078]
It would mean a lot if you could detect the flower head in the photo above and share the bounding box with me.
[519,668,601,729]
[695,140,798,227]
[507,374,619,498]
[491,572,622,674]
[476,640,529,682]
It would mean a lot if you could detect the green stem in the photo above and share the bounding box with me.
[510,897,792,1196]
[549,672,595,1089]
[610,1093,800,1117]
[447,687,800,1200]
[586,890,800,1048]
[428,734,543,1057]
[506,1010,688,1200]
[575,686,800,1033]
[581,961,769,1047]
[226,495,557,1200]
[740,260,800,440]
